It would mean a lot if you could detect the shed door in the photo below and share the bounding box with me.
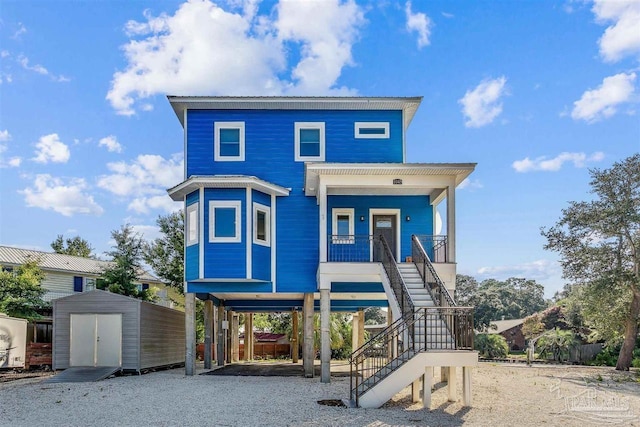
[70,314,122,367]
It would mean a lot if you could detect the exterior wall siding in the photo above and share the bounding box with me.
[139,302,185,369]
[185,191,200,281]
[251,189,271,281]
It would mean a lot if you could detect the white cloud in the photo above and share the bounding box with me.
[20,174,104,217]
[571,72,636,122]
[130,224,162,242]
[592,0,640,63]
[458,178,483,190]
[512,151,605,172]
[107,0,365,115]
[98,135,123,153]
[441,12,454,19]
[0,130,10,142]
[32,133,70,164]
[405,1,432,48]
[17,55,70,82]
[0,130,21,168]
[12,23,27,40]
[97,153,183,213]
[477,259,561,283]
[459,76,508,128]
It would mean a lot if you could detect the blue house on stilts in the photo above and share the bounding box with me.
[167,96,478,408]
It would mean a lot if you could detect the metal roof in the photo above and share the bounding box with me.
[167,96,423,131]
[167,175,291,201]
[0,246,160,282]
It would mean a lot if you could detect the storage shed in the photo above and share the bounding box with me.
[0,313,28,369]
[53,290,185,373]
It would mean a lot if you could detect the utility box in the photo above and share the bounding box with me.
[53,290,185,373]
[0,313,28,369]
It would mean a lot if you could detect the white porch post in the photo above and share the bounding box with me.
[351,312,359,351]
[448,366,457,402]
[446,183,456,263]
[463,366,473,406]
[185,291,196,376]
[423,366,433,409]
[320,288,331,383]
[319,182,327,262]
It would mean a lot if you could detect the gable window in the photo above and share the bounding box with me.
[214,122,245,161]
[253,203,271,247]
[295,122,325,161]
[332,208,355,244]
[210,201,242,243]
[85,278,96,292]
[355,122,389,139]
[186,203,199,246]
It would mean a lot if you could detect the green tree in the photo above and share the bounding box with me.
[364,307,386,325]
[98,224,151,301]
[0,260,47,318]
[538,328,579,362]
[143,211,184,290]
[455,274,478,306]
[51,235,94,258]
[542,154,640,370]
[474,334,509,358]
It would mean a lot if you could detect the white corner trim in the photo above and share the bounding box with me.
[199,188,204,279]
[246,188,252,279]
[271,194,276,293]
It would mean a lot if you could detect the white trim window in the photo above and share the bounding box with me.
[84,278,96,292]
[355,122,389,139]
[186,202,199,246]
[332,208,354,244]
[214,122,245,161]
[295,122,325,161]
[209,201,242,243]
[253,202,271,247]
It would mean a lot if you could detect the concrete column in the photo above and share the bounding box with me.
[291,310,299,363]
[448,366,457,402]
[246,313,253,361]
[185,292,196,376]
[463,367,472,406]
[204,300,213,369]
[446,184,456,263]
[216,305,225,366]
[441,366,448,382]
[351,312,359,351]
[231,313,239,362]
[303,293,314,378]
[423,366,433,409]
[411,379,421,403]
[320,289,331,383]
[226,310,233,364]
[357,308,365,349]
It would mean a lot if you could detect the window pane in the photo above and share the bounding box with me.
[337,215,350,236]
[359,127,386,135]
[300,142,319,157]
[257,210,266,241]
[215,207,237,238]
[220,128,240,143]
[220,142,240,157]
[300,128,320,143]
[188,209,197,242]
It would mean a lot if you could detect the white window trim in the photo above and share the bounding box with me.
[252,202,271,247]
[355,122,389,139]
[209,201,242,243]
[332,208,355,244]
[294,122,325,161]
[186,202,199,246]
[214,121,245,161]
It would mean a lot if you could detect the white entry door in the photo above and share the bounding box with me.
[70,314,122,367]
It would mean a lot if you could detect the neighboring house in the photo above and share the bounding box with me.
[487,318,526,351]
[168,96,477,408]
[0,246,169,306]
[240,332,289,345]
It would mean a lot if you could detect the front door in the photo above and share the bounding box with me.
[373,215,397,261]
[70,314,122,367]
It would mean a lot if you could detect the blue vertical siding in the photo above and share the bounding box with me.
[252,190,271,281]
[203,188,246,278]
[185,191,200,281]
[327,195,432,261]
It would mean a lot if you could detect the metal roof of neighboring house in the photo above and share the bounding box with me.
[487,319,525,334]
[167,96,423,131]
[239,332,287,342]
[0,245,161,283]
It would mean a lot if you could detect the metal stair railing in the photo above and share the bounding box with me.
[411,234,455,308]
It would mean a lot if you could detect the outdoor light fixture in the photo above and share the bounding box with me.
[405,216,411,222]
[360,216,365,221]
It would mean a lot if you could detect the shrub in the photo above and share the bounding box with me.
[475,334,509,359]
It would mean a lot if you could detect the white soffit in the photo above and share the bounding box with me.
[167,175,290,201]
[167,96,422,131]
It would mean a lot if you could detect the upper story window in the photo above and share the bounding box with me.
[210,201,242,243]
[214,122,245,161]
[332,208,354,244]
[355,122,389,139]
[295,122,325,161]
[253,202,271,247]
[85,278,96,292]
[186,203,199,246]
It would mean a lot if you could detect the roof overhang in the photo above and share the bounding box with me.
[304,163,476,204]
[167,96,423,132]
[167,175,291,201]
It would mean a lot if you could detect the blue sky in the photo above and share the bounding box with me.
[1,0,638,297]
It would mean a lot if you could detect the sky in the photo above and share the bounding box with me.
[0,0,639,298]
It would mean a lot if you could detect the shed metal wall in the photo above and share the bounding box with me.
[139,301,185,369]
[53,291,140,370]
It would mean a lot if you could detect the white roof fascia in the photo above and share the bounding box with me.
[167,96,422,132]
[167,175,291,201]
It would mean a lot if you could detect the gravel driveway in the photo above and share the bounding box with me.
[1,363,639,426]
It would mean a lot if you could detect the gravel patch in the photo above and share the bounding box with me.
[1,363,639,426]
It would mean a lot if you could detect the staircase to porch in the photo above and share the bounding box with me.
[349,235,477,408]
